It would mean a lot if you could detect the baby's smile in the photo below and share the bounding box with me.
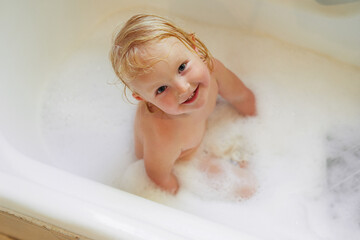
[182,85,199,104]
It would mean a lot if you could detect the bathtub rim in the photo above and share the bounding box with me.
[0,136,261,240]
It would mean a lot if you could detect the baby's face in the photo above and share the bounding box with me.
[128,37,212,115]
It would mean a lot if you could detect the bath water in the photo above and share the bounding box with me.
[42,12,360,240]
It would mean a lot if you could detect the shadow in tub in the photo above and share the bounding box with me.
[325,125,360,230]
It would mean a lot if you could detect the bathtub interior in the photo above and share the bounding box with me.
[1,0,360,239]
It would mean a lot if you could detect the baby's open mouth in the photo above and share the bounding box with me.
[183,86,199,104]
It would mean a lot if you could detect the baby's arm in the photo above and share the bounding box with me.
[144,147,180,194]
[214,59,256,116]
[142,123,181,194]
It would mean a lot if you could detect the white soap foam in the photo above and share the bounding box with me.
[41,13,360,240]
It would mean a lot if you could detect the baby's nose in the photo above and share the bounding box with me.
[174,78,190,94]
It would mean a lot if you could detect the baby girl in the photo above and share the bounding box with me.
[110,14,256,196]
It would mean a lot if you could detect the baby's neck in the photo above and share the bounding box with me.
[144,101,172,119]
[143,101,195,120]
[145,101,156,113]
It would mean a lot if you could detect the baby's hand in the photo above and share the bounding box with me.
[235,89,256,116]
[159,173,179,195]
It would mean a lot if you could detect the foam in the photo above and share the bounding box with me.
[121,100,258,202]
[41,13,360,240]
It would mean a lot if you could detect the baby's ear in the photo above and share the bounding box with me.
[132,92,144,101]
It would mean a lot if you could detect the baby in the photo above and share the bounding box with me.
[110,14,256,195]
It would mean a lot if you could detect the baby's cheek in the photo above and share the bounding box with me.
[160,96,178,113]
[199,68,211,87]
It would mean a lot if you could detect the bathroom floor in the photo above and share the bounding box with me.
[0,210,89,240]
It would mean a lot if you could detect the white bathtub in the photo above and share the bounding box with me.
[1,0,360,239]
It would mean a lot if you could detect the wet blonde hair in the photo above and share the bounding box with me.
[110,14,213,94]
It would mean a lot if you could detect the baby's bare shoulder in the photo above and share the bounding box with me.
[136,105,182,161]
[135,102,181,143]
[211,58,227,79]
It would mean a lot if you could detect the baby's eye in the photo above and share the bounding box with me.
[156,86,167,95]
[178,63,187,73]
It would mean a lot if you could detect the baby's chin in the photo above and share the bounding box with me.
[148,105,183,116]
[161,108,195,116]
[158,100,207,116]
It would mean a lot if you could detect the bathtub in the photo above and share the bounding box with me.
[1,0,360,239]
